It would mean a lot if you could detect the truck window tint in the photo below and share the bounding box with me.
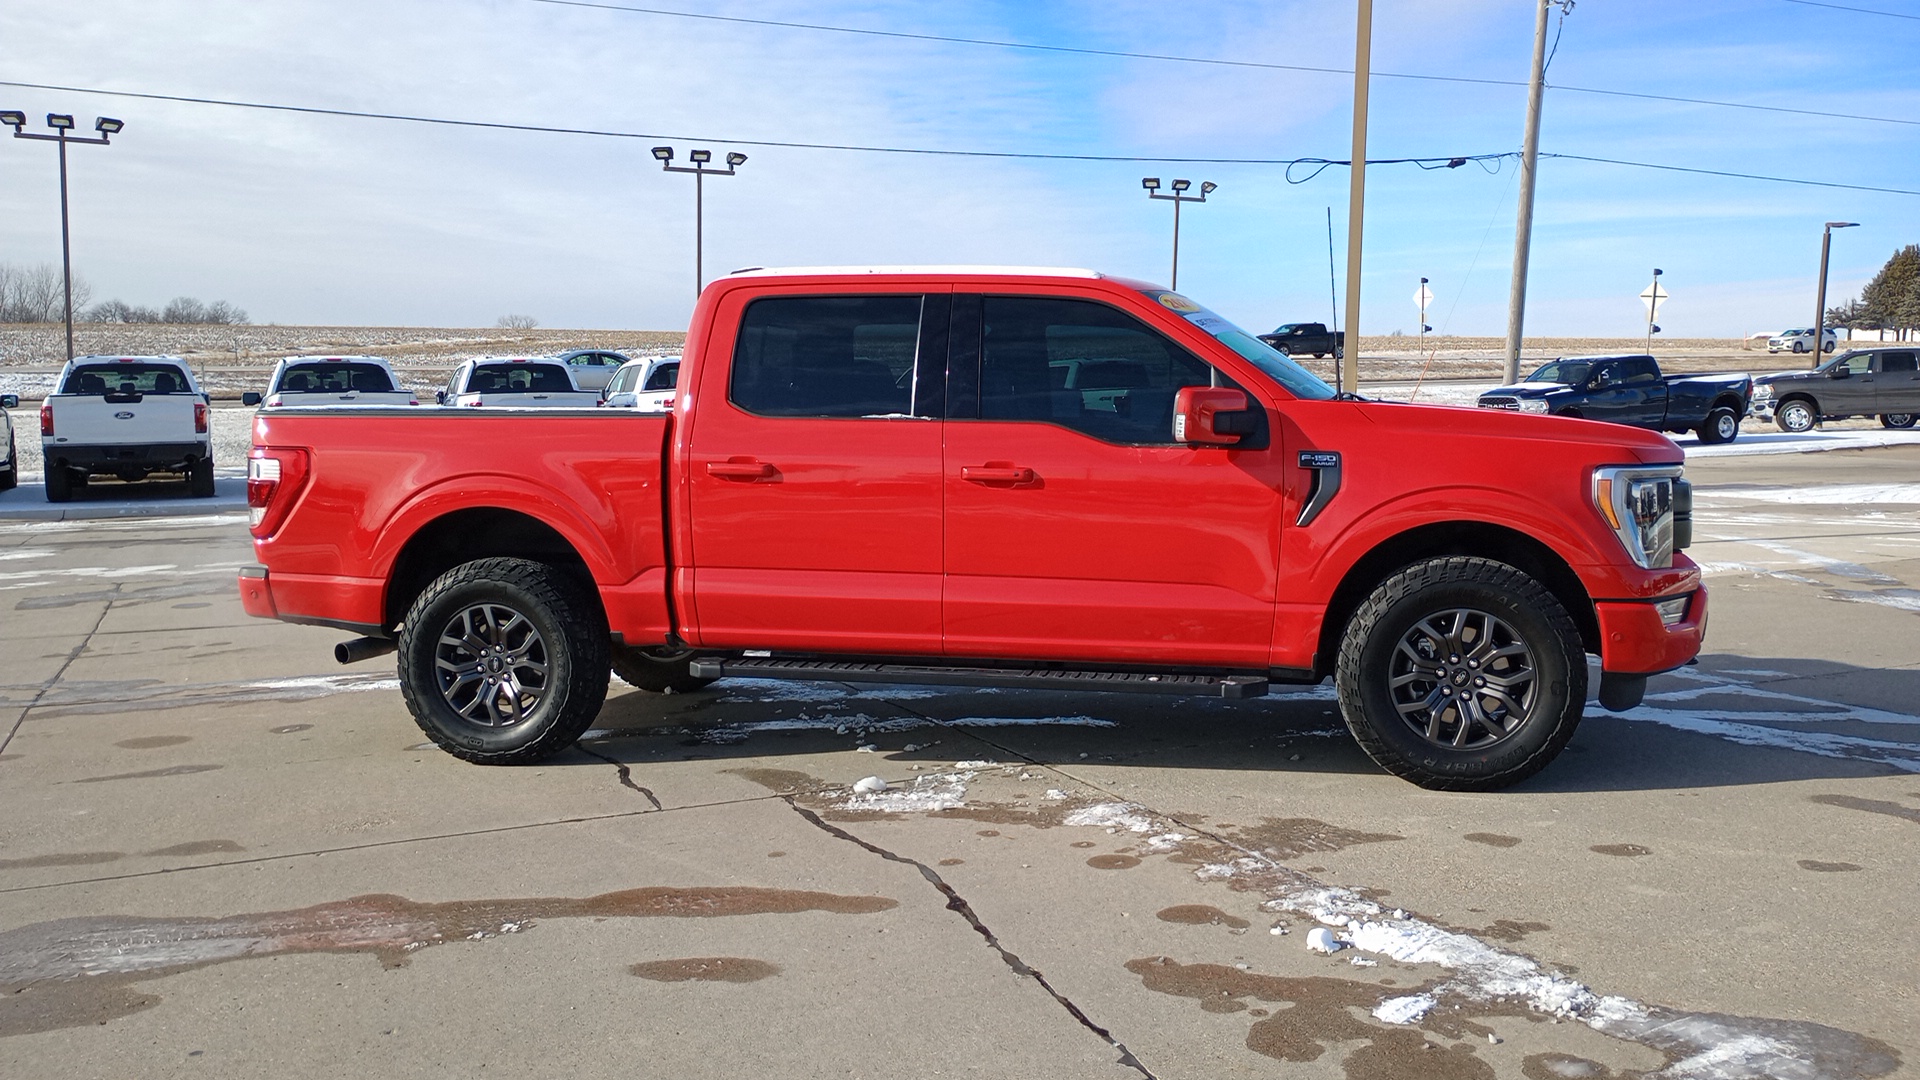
[469,364,574,394]
[731,295,921,418]
[1879,352,1916,373]
[1622,357,1659,384]
[980,297,1215,444]
[279,363,395,394]
[643,362,679,391]
[1833,354,1873,376]
[64,363,191,395]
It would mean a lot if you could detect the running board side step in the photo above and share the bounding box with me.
[688,657,1269,699]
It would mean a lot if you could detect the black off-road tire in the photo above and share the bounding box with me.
[1695,406,1740,444]
[0,433,15,491]
[611,645,718,693]
[44,465,74,503]
[1880,413,1916,429]
[398,557,610,765]
[188,457,216,498]
[1335,556,1587,791]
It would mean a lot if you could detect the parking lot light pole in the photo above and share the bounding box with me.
[1141,178,1215,291]
[4,111,123,361]
[1812,221,1858,368]
[653,146,746,299]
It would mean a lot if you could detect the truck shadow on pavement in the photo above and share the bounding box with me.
[570,651,1920,795]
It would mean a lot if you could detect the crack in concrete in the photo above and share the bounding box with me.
[575,746,662,810]
[781,798,1158,1080]
[0,583,116,756]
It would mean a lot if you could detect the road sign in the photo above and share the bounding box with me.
[1639,282,1669,315]
[1414,284,1433,309]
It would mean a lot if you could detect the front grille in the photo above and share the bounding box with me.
[1479,396,1520,410]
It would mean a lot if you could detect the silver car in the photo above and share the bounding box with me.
[552,349,633,393]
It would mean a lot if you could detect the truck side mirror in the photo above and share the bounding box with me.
[1827,366,1849,379]
[435,388,448,403]
[1173,386,1253,446]
[0,394,17,409]
[241,392,262,406]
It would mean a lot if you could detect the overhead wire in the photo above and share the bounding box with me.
[1,79,1914,198]
[522,0,1920,129]
[1779,0,1920,20]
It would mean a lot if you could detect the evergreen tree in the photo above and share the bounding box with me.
[1859,245,1920,341]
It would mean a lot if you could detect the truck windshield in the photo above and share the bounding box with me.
[63,363,192,395]
[1138,291,1336,401]
[276,362,396,394]
[1525,361,1592,385]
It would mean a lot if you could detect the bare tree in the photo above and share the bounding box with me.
[495,314,539,330]
[0,262,91,322]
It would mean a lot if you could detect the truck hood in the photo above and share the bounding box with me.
[1753,369,1814,386]
[1478,382,1564,399]
[1350,399,1683,465]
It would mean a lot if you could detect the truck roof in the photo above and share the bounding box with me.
[728,265,1104,280]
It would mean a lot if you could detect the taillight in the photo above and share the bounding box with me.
[194,402,209,434]
[248,446,311,538]
[40,403,53,436]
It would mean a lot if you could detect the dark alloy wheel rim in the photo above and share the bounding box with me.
[434,603,550,726]
[1388,607,1537,750]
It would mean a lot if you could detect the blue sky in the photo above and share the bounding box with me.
[0,0,1914,336]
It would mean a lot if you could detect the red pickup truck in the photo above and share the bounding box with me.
[238,268,1705,790]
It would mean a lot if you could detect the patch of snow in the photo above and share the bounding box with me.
[1064,802,1156,833]
[1306,927,1343,954]
[950,759,998,769]
[844,771,970,813]
[1043,789,1070,800]
[1372,993,1434,1025]
[850,776,888,795]
[945,715,1118,728]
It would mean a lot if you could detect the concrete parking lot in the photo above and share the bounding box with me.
[1,442,1916,1079]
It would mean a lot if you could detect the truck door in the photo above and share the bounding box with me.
[683,289,946,653]
[1821,351,1877,416]
[1581,359,1661,426]
[942,293,1285,669]
[1873,351,1919,417]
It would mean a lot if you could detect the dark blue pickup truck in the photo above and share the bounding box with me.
[1478,355,1753,444]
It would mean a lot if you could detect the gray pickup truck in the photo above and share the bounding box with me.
[1478,355,1753,444]
[1749,347,1920,432]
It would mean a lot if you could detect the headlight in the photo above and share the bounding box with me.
[1517,399,1550,413]
[1593,465,1683,570]
[1751,384,1774,402]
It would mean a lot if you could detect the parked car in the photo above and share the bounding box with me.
[239,267,1705,792]
[552,349,633,393]
[1477,355,1753,444]
[436,358,600,408]
[600,355,679,410]
[40,355,215,501]
[1749,347,1920,432]
[244,356,418,408]
[1767,328,1837,355]
[0,392,19,491]
[1258,322,1343,358]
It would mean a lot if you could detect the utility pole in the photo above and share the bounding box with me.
[1341,0,1374,394]
[1812,221,1858,368]
[1502,0,1554,384]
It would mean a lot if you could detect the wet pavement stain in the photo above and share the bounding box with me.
[73,764,223,784]
[1522,1053,1619,1078]
[628,957,780,983]
[0,852,123,871]
[1589,844,1652,857]
[1155,905,1250,929]
[1124,956,1480,1077]
[1227,818,1402,860]
[113,735,191,750]
[1472,919,1552,943]
[0,886,897,1038]
[1810,793,1920,826]
[1797,860,1863,873]
[938,858,964,866]
[146,840,245,857]
[1087,854,1142,870]
[1464,832,1522,848]
[725,766,826,794]
[1071,840,1097,849]
[270,724,313,735]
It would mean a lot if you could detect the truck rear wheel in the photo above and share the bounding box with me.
[1881,413,1916,429]
[398,557,610,765]
[0,434,15,491]
[44,466,75,503]
[1336,557,1586,791]
[188,457,216,498]
[1695,406,1740,444]
[611,645,717,693]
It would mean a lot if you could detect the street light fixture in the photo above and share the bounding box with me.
[1141,176,1216,291]
[1812,221,1858,369]
[654,145,746,298]
[4,109,123,361]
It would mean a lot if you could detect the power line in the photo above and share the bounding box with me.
[1779,0,1920,20]
[3,78,1915,198]
[524,0,1920,129]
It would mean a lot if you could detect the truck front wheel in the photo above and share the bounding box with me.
[1775,398,1817,433]
[1336,557,1586,791]
[398,557,610,765]
[611,645,718,693]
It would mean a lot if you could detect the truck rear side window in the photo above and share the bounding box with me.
[278,362,396,394]
[63,363,192,395]
[731,295,922,418]
[978,296,1216,445]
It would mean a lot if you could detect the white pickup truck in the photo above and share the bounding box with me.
[435,358,598,408]
[40,355,215,501]
[245,355,419,409]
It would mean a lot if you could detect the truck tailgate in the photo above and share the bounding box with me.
[46,394,201,446]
